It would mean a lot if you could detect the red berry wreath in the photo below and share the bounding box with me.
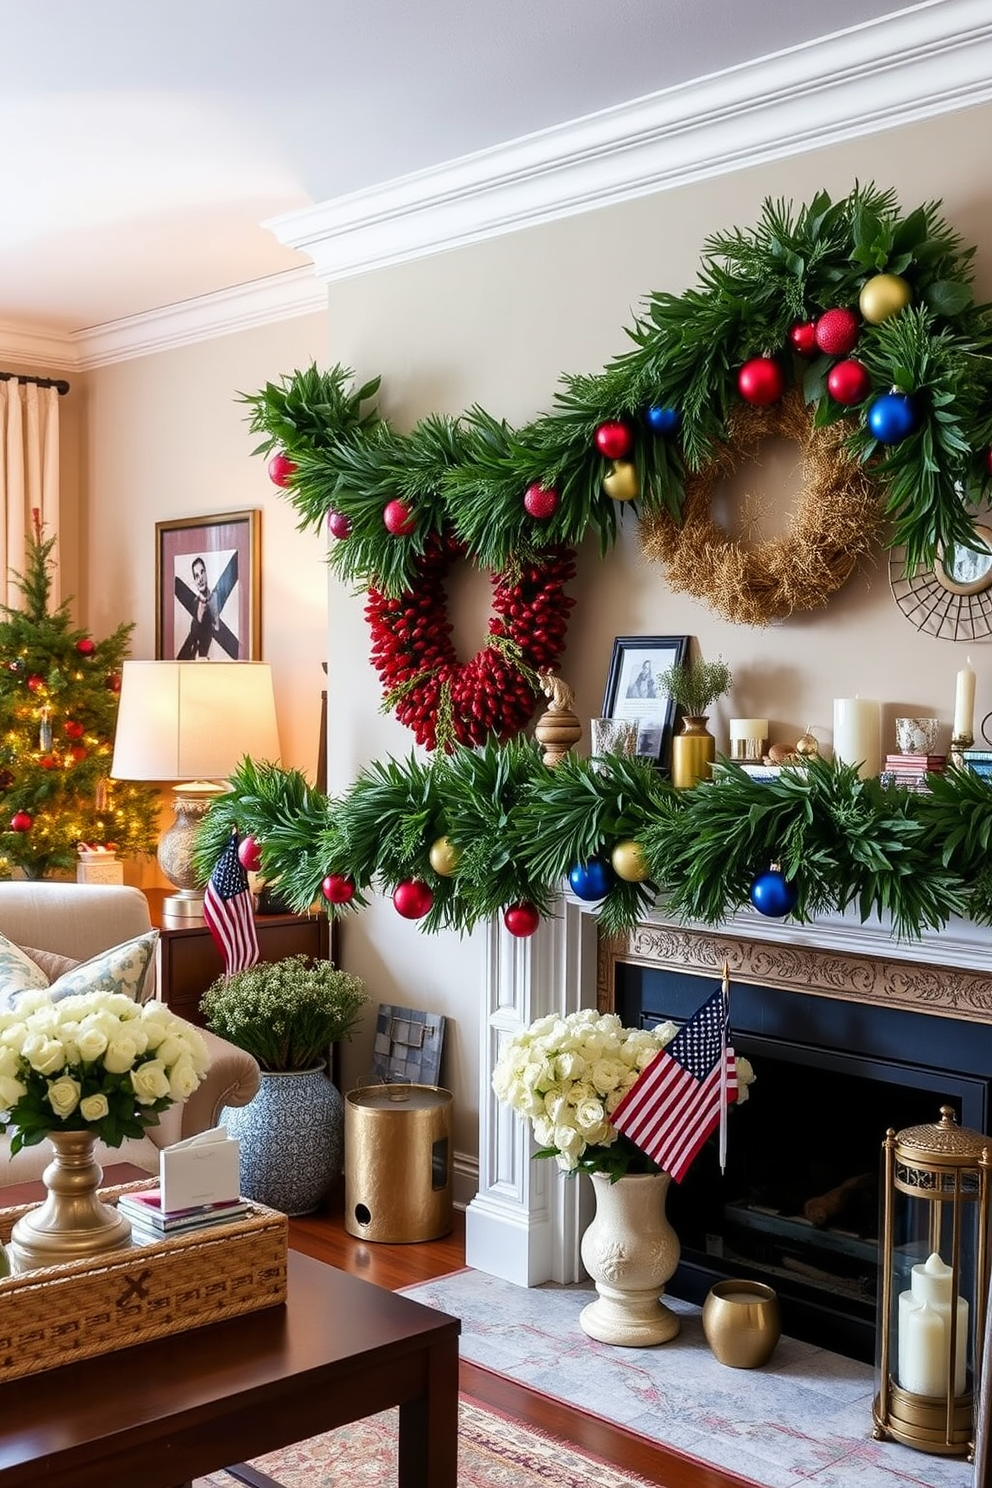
[365,532,576,751]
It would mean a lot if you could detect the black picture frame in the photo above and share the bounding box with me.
[602,635,690,771]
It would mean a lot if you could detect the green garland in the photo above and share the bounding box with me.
[242,184,992,590]
[195,751,992,944]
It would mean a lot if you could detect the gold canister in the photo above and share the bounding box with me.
[344,1083,453,1243]
[670,716,716,789]
[702,1279,781,1368]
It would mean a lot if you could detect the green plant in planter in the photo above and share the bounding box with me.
[200,955,368,1073]
[657,657,733,718]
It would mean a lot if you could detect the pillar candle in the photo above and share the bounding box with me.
[897,1252,968,1397]
[953,658,976,741]
[832,698,881,778]
[729,718,768,761]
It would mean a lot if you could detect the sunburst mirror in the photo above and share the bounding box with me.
[889,522,992,642]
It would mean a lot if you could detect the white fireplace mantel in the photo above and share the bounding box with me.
[465,898,992,1287]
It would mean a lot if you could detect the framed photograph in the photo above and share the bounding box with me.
[602,635,690,770]
[155,511,260,661]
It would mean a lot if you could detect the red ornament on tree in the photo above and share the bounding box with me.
[827,359,872,406]
[503,902,540,938]
[737,357,785,406]
[267,451,297,487]
[63,720,85,739]
[327,509,351,540]
[69,745,87,763]
[321,873,356,905]
[26,675,45,693]
[383,498,416,536]
[9,811,32,832]
[594,422,633,461]
[392,879,434,920]
[814,308,860,356]
[75,637,96,657]
[39,756,58,770]
[237,835,263,872]
[789,321,818,357]
[523,482,559,520]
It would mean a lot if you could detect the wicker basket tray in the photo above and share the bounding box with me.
[0,1181,288,1383]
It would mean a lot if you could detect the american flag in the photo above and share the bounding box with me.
[611,980,737,1183]
[203,833,260,976]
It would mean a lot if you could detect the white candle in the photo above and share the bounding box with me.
[897,1252,968,1397]
[953,658,976,741]
[832,698,881,778]
[729,719,768,761]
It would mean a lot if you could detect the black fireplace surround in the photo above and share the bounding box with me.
[613,960,992,1363]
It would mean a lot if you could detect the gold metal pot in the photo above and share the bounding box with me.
[702,1279,781,1368]
[670,716,715,789]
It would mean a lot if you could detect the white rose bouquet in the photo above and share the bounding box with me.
[0,989,211,1154]
[492,1007,754,1181]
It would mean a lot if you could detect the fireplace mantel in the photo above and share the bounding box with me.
[465,898,992,1288]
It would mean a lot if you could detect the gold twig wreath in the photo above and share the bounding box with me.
[639,390,879,626]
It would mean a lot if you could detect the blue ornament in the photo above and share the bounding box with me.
[749,867,798,918]
[867,392,918,445]
[645,405,681,436]
[568,857,615,902]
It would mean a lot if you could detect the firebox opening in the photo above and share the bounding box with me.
[614,962,992,1363]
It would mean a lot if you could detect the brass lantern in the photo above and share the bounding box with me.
[873,1106,991,1458]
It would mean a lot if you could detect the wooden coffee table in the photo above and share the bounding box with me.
[0,1249,460,1488]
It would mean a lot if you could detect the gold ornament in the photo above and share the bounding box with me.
[611,839,650,883]
[795,727,819,757]
[602,460,640,502]
[429,836,460,876]
[859,273,911,325]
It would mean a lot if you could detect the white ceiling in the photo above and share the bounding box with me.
[0,0,969,347]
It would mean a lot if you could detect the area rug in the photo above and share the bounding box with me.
[192,1396,655,1488]
[399,1270,973,1488]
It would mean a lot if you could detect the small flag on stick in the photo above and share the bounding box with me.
[611,977,737,1183]
[203,832,260,976]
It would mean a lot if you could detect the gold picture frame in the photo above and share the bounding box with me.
[155,510,261,660]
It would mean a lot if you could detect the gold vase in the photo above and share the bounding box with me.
[670,715,716,789]
[702,1279,781,1368]
[8,1129,132,1273]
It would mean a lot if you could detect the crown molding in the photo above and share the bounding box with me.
[0,322,80,374]
[268,0,992,284]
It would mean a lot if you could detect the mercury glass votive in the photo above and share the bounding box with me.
[701,1279,781,1368]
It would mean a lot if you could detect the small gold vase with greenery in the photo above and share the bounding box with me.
[658,658,733,789]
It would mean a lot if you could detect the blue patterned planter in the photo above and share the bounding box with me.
[222,1066,344,1216]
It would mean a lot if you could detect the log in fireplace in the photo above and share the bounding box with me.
[602,917,992,1364]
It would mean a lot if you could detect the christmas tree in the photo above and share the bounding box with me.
[0,529,159,879]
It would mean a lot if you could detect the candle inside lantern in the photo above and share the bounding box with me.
[729,718,768,761]
[897,1252,968,1397]
[832,697,881,778]
[953,658,976,741]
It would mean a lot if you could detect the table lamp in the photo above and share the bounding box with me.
[110,661,281,926]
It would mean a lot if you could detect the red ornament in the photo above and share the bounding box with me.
[75,637,96,657]
[106,672,122,693]
[327,509,351,540]
[789,321,818,357]
[523,482,559,520]
[267,451,297,487]
[383,498,416,536]
[39,756,58,770]
[827,359,872,406]
[392,879,434,920]
[237,835,263,872]
[26,675,45,693]
[9,811,32,832]
[63,720,85,740]
[321,873,356,905]
[814,308,860,356]
[737,357,785,407]
[503,902,540,938]
[69,745,87,763]
[594,422,633,461]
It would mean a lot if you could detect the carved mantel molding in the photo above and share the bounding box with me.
[598,918,992,1025]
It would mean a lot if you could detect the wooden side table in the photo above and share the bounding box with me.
[145,888,333,1028]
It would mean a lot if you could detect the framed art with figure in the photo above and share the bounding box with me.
[155,511,260,661]
[602,635,689,771]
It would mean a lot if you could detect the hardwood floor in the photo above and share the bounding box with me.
[289,1181,749,1488]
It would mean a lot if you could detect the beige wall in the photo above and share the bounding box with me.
[45,98,992,1173]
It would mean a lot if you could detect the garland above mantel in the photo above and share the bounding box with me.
[195,749,992,946]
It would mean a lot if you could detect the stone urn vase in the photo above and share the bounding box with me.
[579,1170,681,1347]
[222,1065,344,1216]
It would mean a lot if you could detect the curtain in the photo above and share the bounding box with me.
[0,380,61,607]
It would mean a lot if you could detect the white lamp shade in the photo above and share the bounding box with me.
[111,661,281,782]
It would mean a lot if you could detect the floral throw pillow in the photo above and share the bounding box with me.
[44,932,159,1007]
[0,931,51,1011]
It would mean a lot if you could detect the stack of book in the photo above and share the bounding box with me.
[118,1189,250,1247]
[881,753,947,792]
